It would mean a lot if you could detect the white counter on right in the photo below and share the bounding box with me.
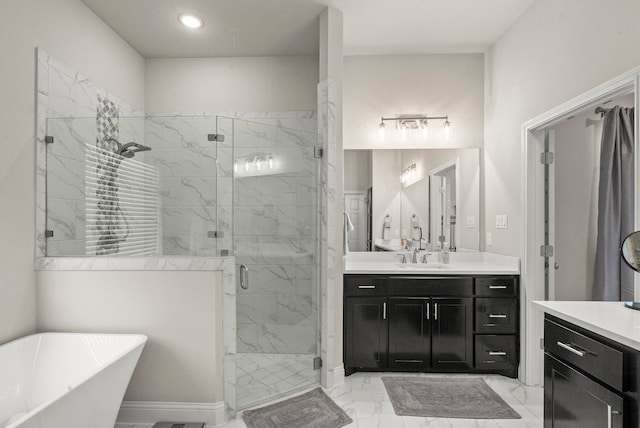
[533,300,640,352]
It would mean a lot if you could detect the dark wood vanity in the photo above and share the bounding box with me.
[543,314,640,428]
[343,274,519,378]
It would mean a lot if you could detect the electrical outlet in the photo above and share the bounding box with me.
[496,214,508,229]
[487,232,493,246]
[466,216,476,228]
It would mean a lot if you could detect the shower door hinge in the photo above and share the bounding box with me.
[45,230,54,238]
[313,356,322,370]
[540,152,554,164]
[45,136,54,144]
[540,337,545,350]
[540,245,554,258]
[207,133,225,142]
[314,147,323,159]
[207,230,224,238]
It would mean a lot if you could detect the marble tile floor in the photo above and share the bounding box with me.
[117,372,543,428]
[236,352,319,409]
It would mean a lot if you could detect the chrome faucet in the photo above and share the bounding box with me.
[400,253,408,263]
[412,248,418,263]
[421,253,431,264]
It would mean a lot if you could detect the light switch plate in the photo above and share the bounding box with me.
[496,214,508,229]
[466,216,476,228]
[487,232,493,246]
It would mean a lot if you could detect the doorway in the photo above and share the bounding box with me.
[522,70,640,387]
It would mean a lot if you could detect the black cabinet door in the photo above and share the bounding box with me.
[345,297,388,369]
[432,297,473,369]
[544,354,623,428]
[388,298,430,370]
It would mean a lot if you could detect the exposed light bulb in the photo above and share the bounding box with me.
[420,120,429,141]
[256,157,263,170]
[378,122,386,142]
[233,160,238,173]
[400,122,408,141]
[244,159,250,171]
[443,120,453,141]
[268,154,274,169]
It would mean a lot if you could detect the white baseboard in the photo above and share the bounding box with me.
[332,365,345,386]
[116,401,226,428]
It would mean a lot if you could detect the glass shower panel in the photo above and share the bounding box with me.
[144,116,221,256]
[231,117,320,409]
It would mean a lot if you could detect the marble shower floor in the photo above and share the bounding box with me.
[236,352,319,409]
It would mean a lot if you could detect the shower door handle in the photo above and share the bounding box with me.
[240,264,249,290]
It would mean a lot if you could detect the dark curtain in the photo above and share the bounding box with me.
[593,106,635,301]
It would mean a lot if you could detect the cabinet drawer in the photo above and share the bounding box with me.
[388,276,473,296]
[475,335,517,371]
[475,277,517,296]
[544,319,623,391]
[344,276,387,296]
[476,298,517,333]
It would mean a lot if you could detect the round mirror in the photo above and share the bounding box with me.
[621,231,640,310]
[622,231,640,272]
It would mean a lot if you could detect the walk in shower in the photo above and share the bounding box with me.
[45,114,321,409]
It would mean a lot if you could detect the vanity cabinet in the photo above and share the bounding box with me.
[344,274,518,377]
[543,314,640,428]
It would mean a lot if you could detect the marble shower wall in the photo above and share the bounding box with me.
[232,118,320,355]
[38,49,144,257]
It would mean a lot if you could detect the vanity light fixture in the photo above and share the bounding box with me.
[178,13,204,29]
[377,115,452,142]
[401,162,417,183]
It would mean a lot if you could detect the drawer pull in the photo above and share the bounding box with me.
[557,341,585,357]
[489,285,507,289]
[489,314,507,319]
[358,285,376,289]
[488,351,507,356]
[483,323,496,327]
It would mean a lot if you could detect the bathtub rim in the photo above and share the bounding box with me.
[2,331,147,428]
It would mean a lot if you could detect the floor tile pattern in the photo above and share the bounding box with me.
[117,372,543,428]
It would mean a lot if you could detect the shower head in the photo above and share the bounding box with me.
[116,142,151,158]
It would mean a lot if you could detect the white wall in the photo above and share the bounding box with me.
[0,0,144,344]
[36,270,223,402]
[485,0,640,256]
[343,54,484,150]
[343,150,371,191]
[145,57,319,113]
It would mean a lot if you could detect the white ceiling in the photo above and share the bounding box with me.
[80,0,535,58]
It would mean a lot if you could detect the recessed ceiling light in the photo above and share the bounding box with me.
[178,13,204,29]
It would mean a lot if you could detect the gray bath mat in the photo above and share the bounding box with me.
[382,376,521,419]
[242,387,353,428]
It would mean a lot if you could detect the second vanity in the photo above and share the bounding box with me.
[343,251,520,378]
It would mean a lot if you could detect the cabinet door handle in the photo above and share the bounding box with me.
[358,285,376,289]
[489,314,507,318]
[426,303,430,320]
[434,303,438,320]
[488,351,507,356]
[489,285,507,289]
[557,341,585,357]
[383,302,387,320]
[608,406,622,428]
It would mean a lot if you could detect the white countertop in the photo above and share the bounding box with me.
[534,300,640,351]
[344,251,520,275]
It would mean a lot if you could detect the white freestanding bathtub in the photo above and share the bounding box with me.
[0,332,147,428]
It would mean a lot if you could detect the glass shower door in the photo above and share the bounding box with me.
[227,117,320,409]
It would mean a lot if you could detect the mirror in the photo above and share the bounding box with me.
[343,148,480,252]
[621,231,640,310]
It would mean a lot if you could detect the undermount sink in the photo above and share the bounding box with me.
[394,263,449,269]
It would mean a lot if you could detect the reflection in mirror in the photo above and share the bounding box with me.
[621,231,640,310]
[343,148,480,252]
